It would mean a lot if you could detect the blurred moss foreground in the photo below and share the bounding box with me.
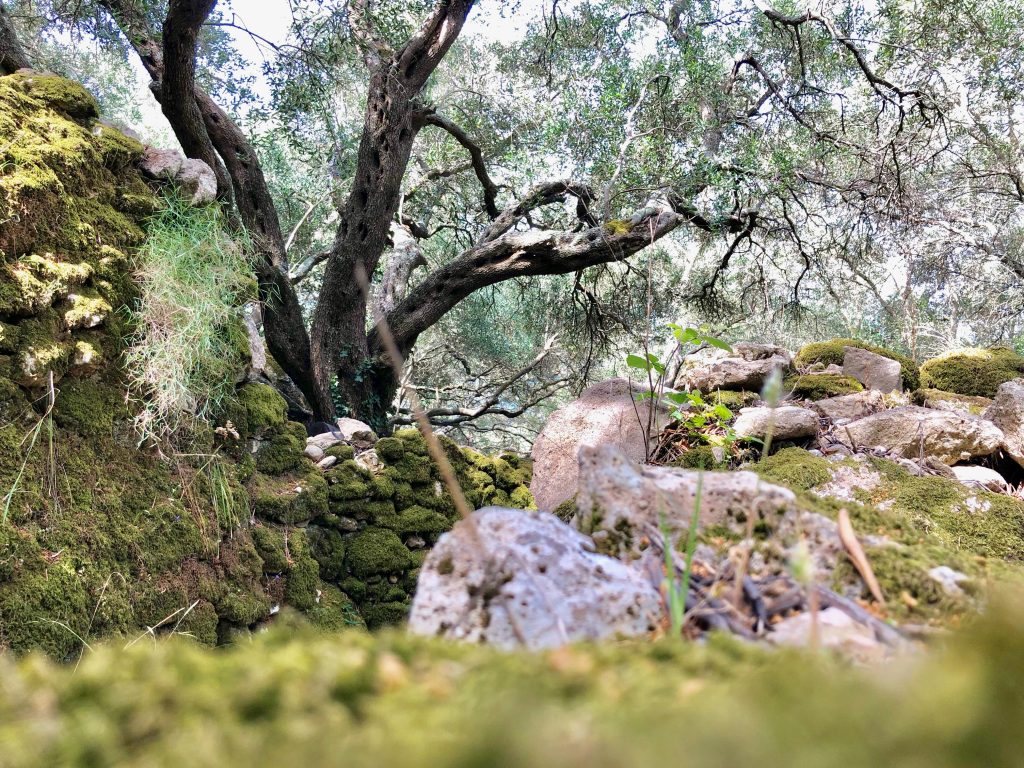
[2,596,1024,767]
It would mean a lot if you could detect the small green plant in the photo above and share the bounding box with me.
[124,195,253,445]
[627,325,737,451]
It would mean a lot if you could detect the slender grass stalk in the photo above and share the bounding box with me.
[2,372,57,525]
[662,472,704,639]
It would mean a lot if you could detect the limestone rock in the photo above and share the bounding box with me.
[732,405,819,441]
[530,378,668,512]
[675,344,791,392]
[408,507,662,650]
[304,443,325,462]
[769,607,887,662]
[574,445,796,559]
[843,346,902,392]
[139,146,183,180]
[835,406,1003,465]
[176,158,217,206]
[951,464,1007,492]
[336,417,377,448]
[307,432,341,450]
[812,390,885,424]
[984,379,1024,469]
[928,566,971,596]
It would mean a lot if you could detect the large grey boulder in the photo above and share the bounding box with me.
[732,405,819,441]
[984,379,1024,469]
[408,507,662,650]
[530,378,668,512]
[843,346,902,392]
[675,342,791,392]
[812,390,885,423]
[574,445,796,559]
[835,406,1003,465]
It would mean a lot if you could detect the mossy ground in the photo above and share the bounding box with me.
[2,598,1024,767]
[752,447,1024,624]
[919,347,1024,398]
[794,338,920,389]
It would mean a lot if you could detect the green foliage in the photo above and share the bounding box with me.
[919,347,1024,398]
[124,196,253,445]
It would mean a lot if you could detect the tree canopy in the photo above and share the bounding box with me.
[6,0,1024,439]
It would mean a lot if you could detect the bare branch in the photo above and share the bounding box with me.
[422,111,500,218]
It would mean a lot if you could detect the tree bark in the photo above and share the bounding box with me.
[99,0,317,410]
[0,3,30,74]
[308,0,476,422]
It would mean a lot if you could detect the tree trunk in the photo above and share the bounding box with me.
[0,3,30,73]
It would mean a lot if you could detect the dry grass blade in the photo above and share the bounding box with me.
[837,507,885,604]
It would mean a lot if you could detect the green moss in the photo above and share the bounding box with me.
[890,476,1024,561]
[784,373,863,400]
[0,557,90,659]
[673,445,727,471]
[53,378,125,436]
[307,526,347,581]
[374,436,405,463]
[305,583,364,631]
[552,495,578,521]
[361,601,411,629]
[753,448,831,490]
[11,72,99,120]
[249,466,329,525]
[913,388,992,415]
[708,389,759,408]
[227,383,288,439]
[284,545,320,612]
[795,338,920,389]
[509,485,536,509]
[919,347,1024,398]
[833,543,977,624]
[374,504,452,535]
[325,460,374,501]
[326,444,356,461]
[0,321,20,353]
[251,526,289,573]
[345,528,414,578]
[255,431,305,475]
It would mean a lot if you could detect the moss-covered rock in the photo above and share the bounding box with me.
[919,347,1024,398]
[913,388,992,415]
[784,373,864,400]
[752,447,832,490]
[795,339,920,389]
[346,528,415,579]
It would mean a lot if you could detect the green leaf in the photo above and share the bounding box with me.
[626,354,649,369]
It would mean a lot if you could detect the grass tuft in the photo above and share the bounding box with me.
[123,195,252,445]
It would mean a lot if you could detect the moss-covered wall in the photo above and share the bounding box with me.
[0,73,534,657]
[229,383,534,629]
